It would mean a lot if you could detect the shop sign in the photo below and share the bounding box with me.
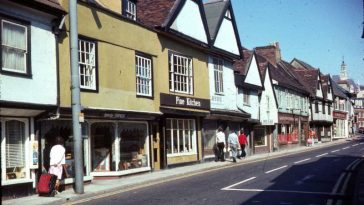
[103,113,126,119]
[278,114,294,122]
[333,111,346,119]
[262,119,274,125]
[160,93,210,110]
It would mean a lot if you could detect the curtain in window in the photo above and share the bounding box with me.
[2,21,26,72]
[5,120,25,169]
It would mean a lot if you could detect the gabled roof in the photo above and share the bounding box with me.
[291,58,317,71]
[203,0,242,58]
[289,68,319,97]
[253,46,308,95]
[332,79,349,99]
[137,0,210,45]
[233,47,253,75]
[204,0,229,41]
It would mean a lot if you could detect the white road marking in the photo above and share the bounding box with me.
[331,172,346,195]
[221,177,256,190]
[265,165,288,174]
[224,188,342,196]
[331,149,340,153]
[342,147,350,150]
[315,153,328,158]
[352,144,359,147]
[294,158,311,164]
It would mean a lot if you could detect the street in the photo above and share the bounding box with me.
[67,139,364,205]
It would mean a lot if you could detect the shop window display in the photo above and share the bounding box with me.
[254,128,266,146]
[42,120,87,178]
[91,122,114,172]
[1,119,27,181]
[118,122,148,170]
[166,118,196,155]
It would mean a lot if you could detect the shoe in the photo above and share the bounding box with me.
[233,158,237,163]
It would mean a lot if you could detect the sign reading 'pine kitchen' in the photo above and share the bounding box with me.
[160,93,210,110]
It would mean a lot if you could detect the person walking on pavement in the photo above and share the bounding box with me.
[49,136,66,194]
[228,130,239,163]
[215,126,226,162]
[238,128,248,159]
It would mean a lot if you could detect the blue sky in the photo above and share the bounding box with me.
[231,0,364,85]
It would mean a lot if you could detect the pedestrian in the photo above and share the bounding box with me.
[49,136,65,194]
[238,128,248,159]
[215,126,226,162]
[228,130,239,163]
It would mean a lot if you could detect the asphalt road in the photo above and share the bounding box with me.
[74,139,364,205]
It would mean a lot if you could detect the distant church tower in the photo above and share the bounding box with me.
[339,57,348,81]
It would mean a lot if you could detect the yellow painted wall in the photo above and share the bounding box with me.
[98,0,122,14]
[58,1,161,112]
[156,36,210,100]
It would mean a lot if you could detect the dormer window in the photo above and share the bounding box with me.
[123,0,136,21]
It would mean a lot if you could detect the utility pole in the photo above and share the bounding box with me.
[69,0,84,194]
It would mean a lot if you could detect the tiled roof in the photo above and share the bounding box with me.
[233,48,253,75]
[291,58,317,70]
[255,45,278,66]
[332,79,348,98]
[137,0,180,28]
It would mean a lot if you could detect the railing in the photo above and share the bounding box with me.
[278,134,299,144]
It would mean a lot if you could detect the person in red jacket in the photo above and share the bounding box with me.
[238,128,248,158]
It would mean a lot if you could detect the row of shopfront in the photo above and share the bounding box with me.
[1,97,351,199]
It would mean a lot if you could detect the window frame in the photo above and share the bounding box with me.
[122,0,137,21]
[78,37,98,92]
[168,51,194,95]
[1,118,30,183]
[243,89,250,105]
[0,15,31,78]
[213,57,224,94]
[135,52,153,98]
[165,118,197,157]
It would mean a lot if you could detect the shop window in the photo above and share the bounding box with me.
[166,118,196,155]
[1,119,28,181]
[42,120,87,178]
[91,122,114,172]
[118,122,149,171]
[202,120,217,156]
[254,128,266,146]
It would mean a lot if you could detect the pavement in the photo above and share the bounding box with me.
[3,136,364,205]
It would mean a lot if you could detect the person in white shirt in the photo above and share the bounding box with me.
[228,130,239,163]
[49,136,65,193]
[215,127,226,162]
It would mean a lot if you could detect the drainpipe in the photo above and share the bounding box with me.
[69,0,84,194]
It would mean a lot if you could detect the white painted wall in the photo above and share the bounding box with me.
[170,0,208,44]
[244,55,262,87]
[237,89,259,120]
[213,14,239,55]
[209,56,237,111]
[260,68,278,125]
[0,5,58,105]
[316,77,323,98]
